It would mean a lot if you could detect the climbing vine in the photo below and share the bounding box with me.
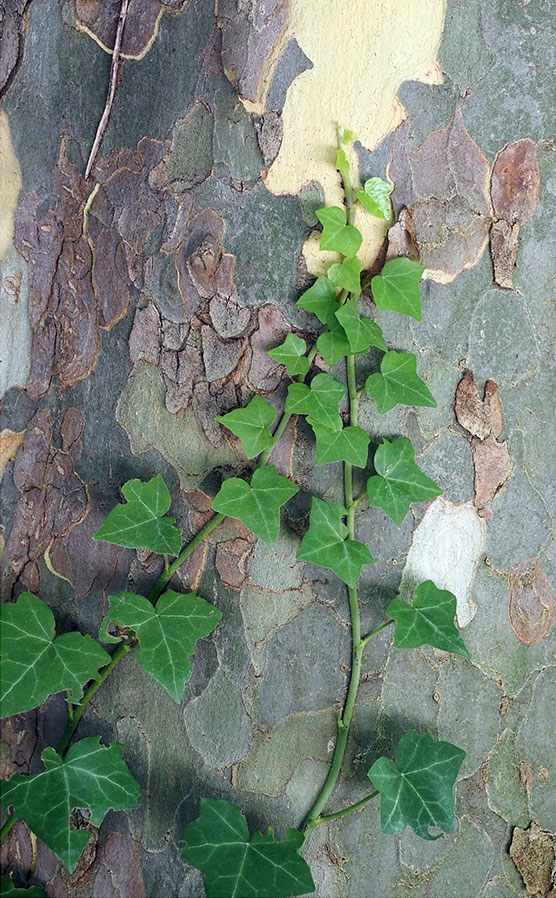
[0,133,470,897]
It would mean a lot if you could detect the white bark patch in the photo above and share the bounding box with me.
[401,498,487,627]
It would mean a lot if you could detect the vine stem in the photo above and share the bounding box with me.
[305,790,379,832]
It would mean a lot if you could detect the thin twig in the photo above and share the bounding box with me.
[84,0,130,179]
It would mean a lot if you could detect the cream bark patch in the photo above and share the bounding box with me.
[0,110,22,263]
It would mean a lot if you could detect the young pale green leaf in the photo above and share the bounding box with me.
[285,373,346,431]
[368,730,465,840]
[356,177,393,220]
[335,297,388,354]
[0,593,110,719]
[340,128,355,145]
[316,206,362,257]
[387,580,470,658]
[0,737,140,872]
[371,257,425,321]
[367,437,442,524]
[212,466,299,544]
[182,798,315,898]
[217,395,276,459]
[365,351,436,413]
[297,276,338,323]
[335,147,350,179]
[93,475,182,556]
[327,256,362,294]
[268,333,310,377]
[0,876,45,897]
[309,420,370,468]
[99,590,222,701]
[297,498,374,587]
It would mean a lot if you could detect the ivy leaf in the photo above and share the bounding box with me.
[297,276,338,324]
[217,395,276,459]
[371,257,425,321]
[309,420,370,468]
[316,321,351,366]
[356,177,393,220]
[285,373,346,431]
[335,297,387,353]
[0,876,45,897]
[316,206,362,257]
[297,498,374,587]
[387,580,470,658]
[267,334,310,377]
[365,351,436,413]
[182,798,315,898]
[212,466,299,544]
[327,257,362,294]
[0,737,140,872]
[366,437,442,524]
[335,147,350,179]
[99,590,222,701]
[0,592,110,719]
[93,475,182,556]
[368,730,466,840]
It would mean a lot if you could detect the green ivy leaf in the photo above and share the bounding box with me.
[0,593,110,719]
[309,420,370,468]
[356,177,393,220]
[367,437,442,524]
[182,798,315,898]
[316,322,351,366]
[99,590,222,701]
[316,206,362,257]
[365,351,436,413]
[371,257,425,321]
[212,466,299,544]
[0,876,45,897]
[217,395,276,459]
[297,498,374,587]
[297,276,338,323]
[93,475,182,556]
[335,147,350,179]
[387,581,470,658]
[268,333,310,377]
[335,298,388,353]
[285,373,346,431]
[0,737,140,872]
[327,257,362,294]
[368,730,465,840]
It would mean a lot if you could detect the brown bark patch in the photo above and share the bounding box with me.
[0,429,24,479]
[216,536,255,590]
[509,823,556,897]
[509,557,554,645]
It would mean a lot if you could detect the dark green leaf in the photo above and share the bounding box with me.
[0,876,45,897]
[366,437,442,524]
[336,147,350,179]
[327,257,362,294]
[316,206,362,257]
[297,498,374,587]
[371,257,425,321]
[285,373,346,431]
[356,177,393,220]
[182,798,315,898]
[368,730,465,840]
[93,475,182,556]
[0,593,110,719]
[309,420,370,467]
[212,466,299,544]
[297,276,338,323]
[365,351,436,413]
[335,298,387,353]
[99,590,222,701]
[387,580,470,658]
[1,737,140,872]
[217,395,276,459]
[268,333,310,377]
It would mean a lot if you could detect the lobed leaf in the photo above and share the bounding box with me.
[371,257,425,321]
[0,737,140,872]
[365,351,436,413]
[368,731,465,840]
[316,322,351,366]
[297,276,338,324]
[309,420,370,468]
[316,206,362,257]
[267,334,310,377]
[285,373,346,432]
[366,437,442,524]
[387,580,470,658]
[99,590,222,701]
[182,798,315,898]
[0,876,45,896]
[0,593,110,719]
[327,257,362,294]
[356,177,393,220]
[93,475,182,556]
[217,395,276,459]
[335,297,387,354]
[212,466,299,544]
[297,498,374,587]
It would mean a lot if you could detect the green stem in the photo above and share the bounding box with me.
[306,790,379,831]
[361,618,395,647]
[0,814,17,843]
